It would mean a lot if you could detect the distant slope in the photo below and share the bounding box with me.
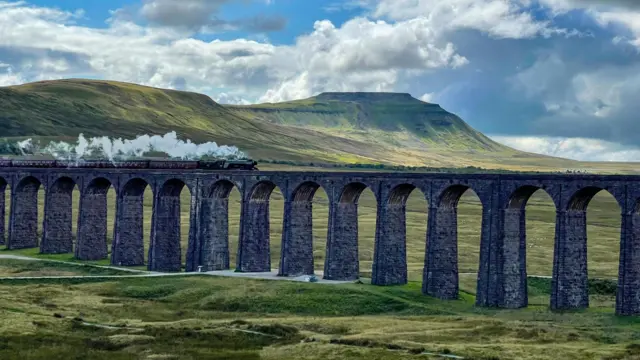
[0,78,634,173]
[229,92,509,153]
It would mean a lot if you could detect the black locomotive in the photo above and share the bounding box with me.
[0,158,258,170]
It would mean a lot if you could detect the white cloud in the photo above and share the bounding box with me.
[419,92,435,102]
[0,1,470,104]
[491,135,640,162]
[373,0,565,39]
[212,92,251,105]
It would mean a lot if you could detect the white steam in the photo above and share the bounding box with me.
[17,132,247,160]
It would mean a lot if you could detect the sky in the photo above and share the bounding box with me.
[1,0,640,162]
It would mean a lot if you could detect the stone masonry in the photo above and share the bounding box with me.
[75,178,111,260]
[2,167,640,316]
[41,177,75,254]
[0,178,5,245]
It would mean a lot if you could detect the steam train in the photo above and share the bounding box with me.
[0,158,259,170]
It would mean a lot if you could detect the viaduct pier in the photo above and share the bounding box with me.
[1,165,639,315]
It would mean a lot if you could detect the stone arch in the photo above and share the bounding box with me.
[552,186,621,311]
[292,181,323,202]
[112,178,151,266]
[237,180,282,272]
[373,183,427,286]
[208,179,236,198]
[149,178,191,272]
[387,184,417,206]
[437,184,471,208]
[0,177,7,245]
[339,182,368,204]
[324,182,377,281]
[279,181,326,276]
[199,179,239,271]
[249,180,276,202]
[41,176,77,254]
[8,176,42,249]
[76,177,113,260]
[424,183,483,300]
[566,186,621,211]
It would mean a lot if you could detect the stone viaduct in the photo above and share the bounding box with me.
[0,167,639,316]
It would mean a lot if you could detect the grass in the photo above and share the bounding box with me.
[0,275,636,359]
[0,259,134,277]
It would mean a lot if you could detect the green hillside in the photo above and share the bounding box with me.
[0,78,635,173]
[229,92,507,153]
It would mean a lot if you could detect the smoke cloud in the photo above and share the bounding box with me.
[16,132,247,160]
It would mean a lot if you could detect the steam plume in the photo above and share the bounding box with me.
[17,132,247,160]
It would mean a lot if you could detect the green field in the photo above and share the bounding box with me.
[0,273,635,360]
[0,259,133,277]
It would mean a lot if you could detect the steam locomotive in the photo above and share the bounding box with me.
[0,158,259,170]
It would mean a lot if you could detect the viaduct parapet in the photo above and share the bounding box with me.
[0,167,639,316]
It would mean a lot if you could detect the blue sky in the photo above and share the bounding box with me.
[2,0,640,161]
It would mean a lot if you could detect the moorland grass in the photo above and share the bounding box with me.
[0,275,636,359]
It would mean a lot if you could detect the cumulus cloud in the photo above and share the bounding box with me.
[132,0,287,33]
[373,0,568,39]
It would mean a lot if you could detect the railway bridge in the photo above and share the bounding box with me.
[0,165,639,315]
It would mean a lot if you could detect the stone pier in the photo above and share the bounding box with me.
[237,181,273,272]
[8,176,41,249]
[76,178,111,260]
[371,184,415,286]
[279,182,319,277]
[198,180,235,271]
[0,178,6,245]
[323,183,365,281]
[148,179,185,272]
[41,177,75,254]
[111,178,147,266]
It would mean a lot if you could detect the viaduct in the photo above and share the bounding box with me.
[0,167,639,316]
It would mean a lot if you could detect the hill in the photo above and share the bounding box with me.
[0,78,634,173]
[229,91,507,153]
